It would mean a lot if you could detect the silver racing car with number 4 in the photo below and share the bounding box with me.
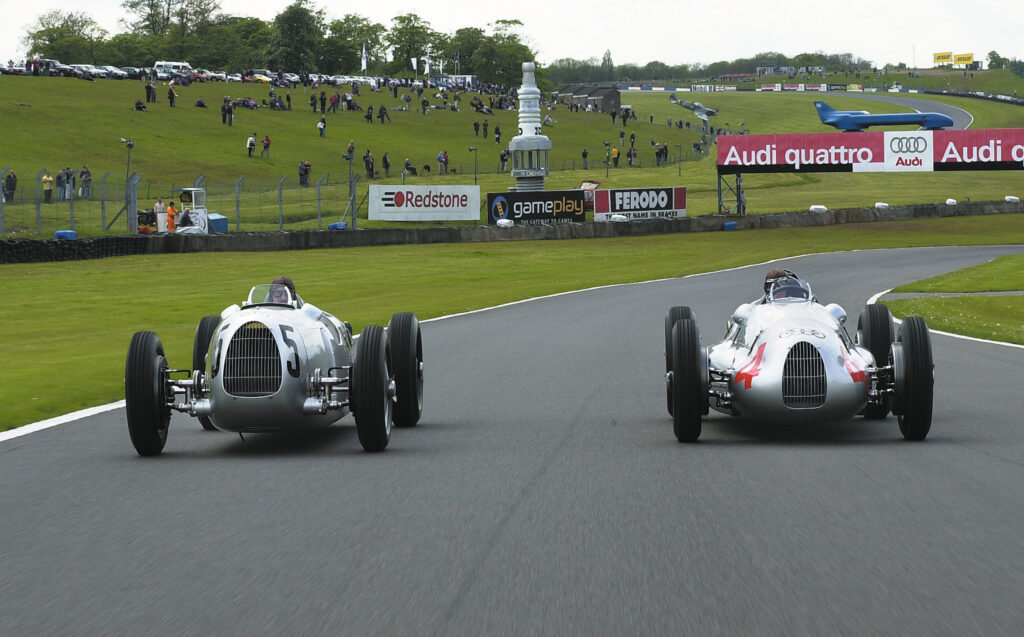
[664,270,934,442]
[125,282,424,456]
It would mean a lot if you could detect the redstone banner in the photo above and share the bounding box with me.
[717,129,1024,174]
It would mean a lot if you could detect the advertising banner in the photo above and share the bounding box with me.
[934,52,953,65]
[717,129,1024,174]
[369,185,480,221]
[954,53,974,65]
[486,190,585,225]
[593,187,687,221]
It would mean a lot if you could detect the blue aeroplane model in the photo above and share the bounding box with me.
[814,101,954,132]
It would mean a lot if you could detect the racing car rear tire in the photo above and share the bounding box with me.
[671,319,703,442]
[896,317,934,441]
[352,325,392,452]
[858,304,894,419]
[192,315,220,431]
[388,312,423,428]
[125,331,170,456]
[665,306,694,415]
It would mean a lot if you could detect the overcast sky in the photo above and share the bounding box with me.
[2,0,1020,71]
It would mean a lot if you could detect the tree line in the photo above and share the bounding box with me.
[21,1,534,86]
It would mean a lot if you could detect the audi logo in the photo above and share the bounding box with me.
[890,136,928,153]
[779,328,826,339]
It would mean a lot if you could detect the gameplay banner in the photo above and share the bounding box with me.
[717,129,1024,174]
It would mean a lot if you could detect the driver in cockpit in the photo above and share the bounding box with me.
[269,275,298,305]
[763,268,810,301]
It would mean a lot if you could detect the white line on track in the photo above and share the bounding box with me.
[4,249,1019,441]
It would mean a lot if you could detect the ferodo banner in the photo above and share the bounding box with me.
[717,129,1024,174]
[934,51,953,65]
[487,190,585,225]
[369,185,480,221]
[594,187,687,221]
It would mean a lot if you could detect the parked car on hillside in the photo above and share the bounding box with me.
[226,73,242,82]
[120,66,144,79]
[102,65,128,79]
[197,68,225,81]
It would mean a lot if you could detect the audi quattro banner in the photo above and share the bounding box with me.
[717,129,1024,174]
[593,187,687,221]
[369,185,480,221]
[486,190,585,225]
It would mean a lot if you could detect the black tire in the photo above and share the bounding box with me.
[192,315,220,431]
[125,331,170,456]
[897,317,934,441]
[665,306,694,415]
[388,312,423,427]
[352,325,392,452]
[671,319,703,442]
[858,304,894,419]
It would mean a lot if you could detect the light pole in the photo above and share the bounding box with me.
[603,141,610,178]
[468,146,478,185]
[120,138,134,182]
[675,144,682,176]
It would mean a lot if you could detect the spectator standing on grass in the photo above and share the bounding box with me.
[220,100,228,124]
[79,165,92,199]
[582,148,589,169]
[474,121,480,136]
[619,129,625,145]
[168,86,177,107]
[382,152,391,177]
[317,117,326,137]
[482,119,489,139]
[364,150,374,179]
[247,133,256,157]
[378,104,390,123]
[319,90,326,113]
[64,168,75,201]
[261,135,271,158]
[494,125,501,144]
[611,146,620,168]
[310,93,316,112]
[365,106,373,124]
[42,171,53,203]
[346,140,356,160]
[56,169,66,202]
[3,170,16,203]
[286,92,291,110]
[437,151,445,173]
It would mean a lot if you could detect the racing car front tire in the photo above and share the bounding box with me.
[192,315,220,431]
[858,304,894,419]
[125,331,171,456]
[352,325,392,452]
[388,312,423,427]
[895,317,934,441]
[671,319,703,442]
[665,306,694,415]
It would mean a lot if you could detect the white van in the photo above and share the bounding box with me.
[153,60,194,76]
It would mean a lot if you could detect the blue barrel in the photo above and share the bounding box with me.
[55,230,78,240]
[328,222,348,230]
[722,221,738,231]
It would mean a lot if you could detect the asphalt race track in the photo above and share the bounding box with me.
[2,245,1023,634]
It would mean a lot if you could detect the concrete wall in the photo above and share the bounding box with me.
[3,200,1022,264]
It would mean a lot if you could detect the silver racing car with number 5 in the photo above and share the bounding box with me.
[664,270,934,442]
[124,282,424,456]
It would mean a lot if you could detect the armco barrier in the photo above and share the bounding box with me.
[2,200,1021,264]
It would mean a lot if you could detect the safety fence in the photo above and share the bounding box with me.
[1,150,706,239]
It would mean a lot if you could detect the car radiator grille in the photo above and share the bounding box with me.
[782,341,826,408]
[223,321,282,397]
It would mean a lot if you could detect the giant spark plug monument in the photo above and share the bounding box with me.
[508,62,551,192]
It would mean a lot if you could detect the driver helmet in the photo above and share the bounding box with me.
[764,268,799,295]
[269,275,295,304]
[770,276,810,300]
